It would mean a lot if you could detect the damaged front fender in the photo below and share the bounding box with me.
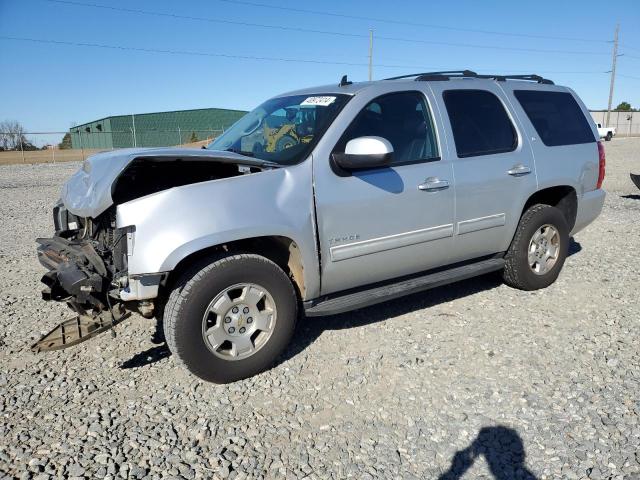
[116,160,321,299]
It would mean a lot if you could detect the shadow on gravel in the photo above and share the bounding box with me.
[281,238,582,365]
[438,426,538,480]
[121,239,583,370]
[621,194,640,200]
[119,344,171,369]
[568,237,582,257]
[279,271,503,365]
[120,320,171,369]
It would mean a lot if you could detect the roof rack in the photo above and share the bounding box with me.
[384,70,554,85]
[484,74,554,85]
[384,70,478,81]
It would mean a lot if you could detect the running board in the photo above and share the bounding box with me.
[304,257,505,317]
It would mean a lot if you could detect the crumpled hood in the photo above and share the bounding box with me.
[61,147,274,218]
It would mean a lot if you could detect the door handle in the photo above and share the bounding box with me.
[418,177,450,192]
[507,164,532,176]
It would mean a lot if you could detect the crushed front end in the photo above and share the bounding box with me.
[33,202,133,351]
[33,148,277,352]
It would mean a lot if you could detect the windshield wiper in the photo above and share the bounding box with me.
[220,148,280,168]
[225,148,255,157]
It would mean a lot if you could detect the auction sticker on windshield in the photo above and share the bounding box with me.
[300,96,336,106]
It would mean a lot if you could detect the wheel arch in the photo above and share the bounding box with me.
[160,235,308,309]
[522,185,577,231]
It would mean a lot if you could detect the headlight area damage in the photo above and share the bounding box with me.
[33,205,133,352]
[32,150,278,353]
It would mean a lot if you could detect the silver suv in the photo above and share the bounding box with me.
[35,71,606,383]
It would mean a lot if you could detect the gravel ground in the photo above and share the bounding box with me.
[1,139,639,480]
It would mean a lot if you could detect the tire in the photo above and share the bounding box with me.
[503,204,569,291]
[275,135,296,152]
[163,253,298,383]
[605,132,613,141]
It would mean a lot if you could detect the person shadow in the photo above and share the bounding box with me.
[438,426,538,480]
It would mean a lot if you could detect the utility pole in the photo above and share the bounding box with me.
[368,29,373,81]
[19,133,25,163]
[606,24,620,127]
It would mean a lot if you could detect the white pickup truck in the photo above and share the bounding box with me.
[596,123,616,141]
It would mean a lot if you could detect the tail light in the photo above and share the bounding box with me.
[597,141,606,189]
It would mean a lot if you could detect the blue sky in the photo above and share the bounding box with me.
[1,0,639,144]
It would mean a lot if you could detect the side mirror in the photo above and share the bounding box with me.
[332,136,393,172]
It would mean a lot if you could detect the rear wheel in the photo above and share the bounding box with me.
[503,204,569,291]
[163,253,298,383]
[605,132,613,141]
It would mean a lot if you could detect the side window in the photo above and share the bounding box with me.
[443,89,517,158]
[513,90,595,146]
[335,91,439,164]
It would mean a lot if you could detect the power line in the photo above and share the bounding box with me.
[1,35,622,78]
[215,0,612,44]
[0,35,618,74]
[373,34,609,55]
[42,0,364,40]
[0,35,472,69]
[620,44,640,53]
[41,0,611,56]
[618,74,640,80]
[0,35,374,66]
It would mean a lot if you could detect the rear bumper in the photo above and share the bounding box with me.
[572,189,605,235]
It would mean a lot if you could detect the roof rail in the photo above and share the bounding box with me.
[384,70,554,85]
[384,70,477,81]
[480,74,554,85]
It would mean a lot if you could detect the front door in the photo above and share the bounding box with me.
[313,89,456,295]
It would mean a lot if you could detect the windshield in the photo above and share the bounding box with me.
[207,94,351,165]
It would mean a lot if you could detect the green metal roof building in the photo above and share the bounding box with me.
[69,107,247,149]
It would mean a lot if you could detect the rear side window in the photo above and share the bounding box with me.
[443,89,517,158]
[514,90,595,146]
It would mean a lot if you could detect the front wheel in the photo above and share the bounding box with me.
[503,204,569,291]
[605,132,613,141]
[163,253,298,383]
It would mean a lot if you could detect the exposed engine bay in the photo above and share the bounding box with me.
[111,157,256,204]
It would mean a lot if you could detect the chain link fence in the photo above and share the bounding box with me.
[0,129,224,165]
[1,113,638,166]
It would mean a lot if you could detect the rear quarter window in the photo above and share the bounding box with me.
[513,90,595,147]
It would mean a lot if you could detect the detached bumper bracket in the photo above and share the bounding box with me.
[31,309,130,353]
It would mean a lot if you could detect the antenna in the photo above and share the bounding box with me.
[339,75,352,87]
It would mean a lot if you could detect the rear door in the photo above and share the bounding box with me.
[428,81,539,261]
[500,85,599,196]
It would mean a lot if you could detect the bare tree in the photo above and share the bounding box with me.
[0,120,30,150]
